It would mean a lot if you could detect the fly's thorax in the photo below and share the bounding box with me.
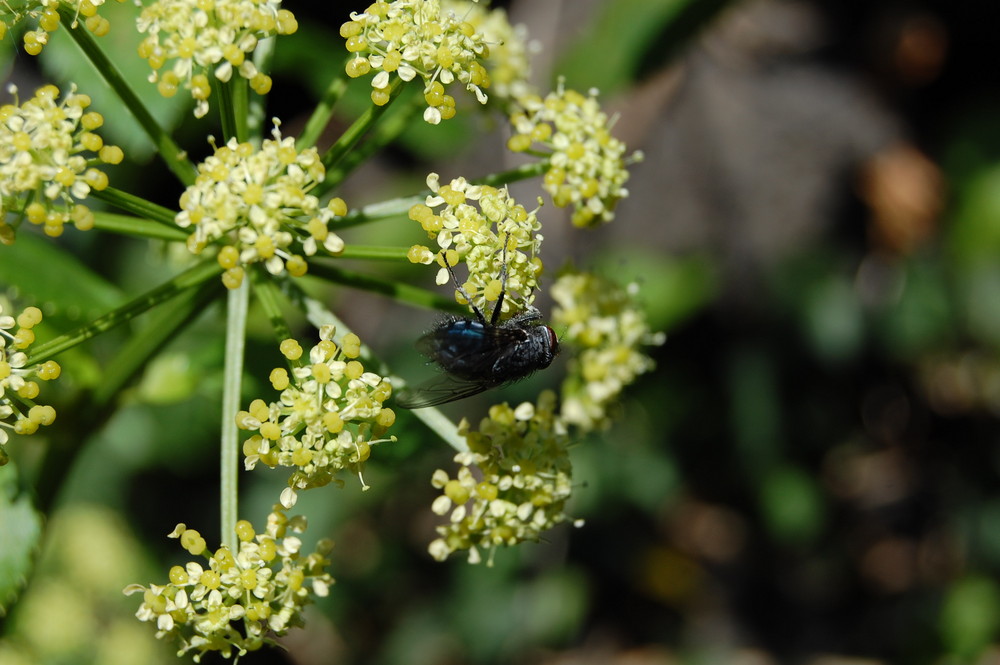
[487,323,558,380]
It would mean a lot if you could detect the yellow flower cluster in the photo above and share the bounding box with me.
[1,303,61,459]
[176,124,346,289]
[124,509,333,662]
[443,0,532,105]
[341,0,490,123]
[407,173,543,317]
[552,271,664,431]
[428,391,575,565]
[136,0,297,118]
[0,84,122,244]
[1,0,121,56]
[238,327,396,503]
[507,83,639,227]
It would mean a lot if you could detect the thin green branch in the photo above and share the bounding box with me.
[91,187,179,227]
[409,407,468,453]
[296,74,349,151]
[335,194,426,229]
[232,79,250,142]
[213,78,244,144]
[58,7,196,185]
[472,161,549,187]
[92,212,188,241]
[220,279,249,551]
[323,92,423,188]
[320,77,406,174]
[336,245,411,261]
[248,35,277,140]
[307,259,463,315]
[27,260,223,364]
[92,278,222,406]
[249,269,293,345]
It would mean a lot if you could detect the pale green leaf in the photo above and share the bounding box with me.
[0,463,44,618]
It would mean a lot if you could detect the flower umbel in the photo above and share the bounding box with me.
[1,303,60,457]
[552,271,664,431]
[408,173,543,317]
[341,0,491,123]
[176,123,346,289]
[507,83,639,227]
[124,508,333,662]
[137,0,297,118]
[238,326,396,502]
[0,84,122,243]
[428,390,574,565]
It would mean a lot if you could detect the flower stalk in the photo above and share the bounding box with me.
[220,278,249,551]
[296,73,349,152]
[320,77,405,172]
[91,187,182,227]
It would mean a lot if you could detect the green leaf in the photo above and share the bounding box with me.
[0,231,123,331]
[0,463,44,618]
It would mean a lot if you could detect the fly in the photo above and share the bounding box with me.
[396,246,558,409]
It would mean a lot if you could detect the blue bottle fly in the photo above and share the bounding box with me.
[396,251,558,409]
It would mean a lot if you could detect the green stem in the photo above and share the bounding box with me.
[335,194,425,229]
[91,187,179,227]
[213,78,246,144]
[250,269,293,345]
[92,212,188,242]
[296,75,349,151]
[248,35,276,140]
[409,407,468,453]
[323,91,422,188]
[58,7,196,185]
[220,279,249,551]
[92,279,222,406]
[233,79,249,142]
[337,245,410,261]
[307,259,462,315]
[27,260,223,364]
[472,161,549,187]
[320,77,405,174]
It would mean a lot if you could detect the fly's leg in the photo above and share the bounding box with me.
[490,235,509,326]
[441,250,488,325]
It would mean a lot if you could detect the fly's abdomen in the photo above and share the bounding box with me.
[429,320,492,379]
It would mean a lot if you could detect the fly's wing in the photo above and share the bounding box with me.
[395,373,497,409]
[415,322,528,380]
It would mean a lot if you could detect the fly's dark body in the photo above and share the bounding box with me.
[396,250,559,409]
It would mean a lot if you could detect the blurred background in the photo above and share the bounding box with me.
[3,0,1000,663]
